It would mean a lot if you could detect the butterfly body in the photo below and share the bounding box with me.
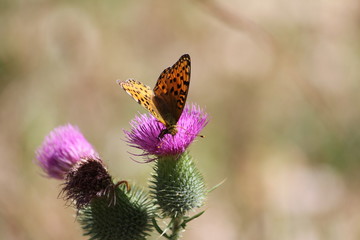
[119,54,191,138]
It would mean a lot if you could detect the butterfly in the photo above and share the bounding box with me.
[118,54,191,138]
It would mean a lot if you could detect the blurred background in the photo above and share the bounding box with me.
[1,0,360,239]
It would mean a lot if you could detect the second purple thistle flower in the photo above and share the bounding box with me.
[35,124,99,179]
[124,104,208,159]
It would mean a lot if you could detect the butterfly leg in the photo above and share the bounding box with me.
[107,180,131,206]
[114,180,130,192]
[157,128,170,139]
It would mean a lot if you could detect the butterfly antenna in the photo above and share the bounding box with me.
[177,125,205,138]
[114,180,131,192]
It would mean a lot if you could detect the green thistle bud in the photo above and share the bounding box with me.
[150,152,206,218]
[78,185,154,240]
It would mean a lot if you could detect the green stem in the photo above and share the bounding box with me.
[169,215,183,240]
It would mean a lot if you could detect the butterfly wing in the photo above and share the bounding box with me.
[152,54,191,127]
[119,79,166,125]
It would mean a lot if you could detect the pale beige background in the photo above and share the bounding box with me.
[1,0,360,239]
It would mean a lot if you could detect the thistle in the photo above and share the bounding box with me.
[36,124,99,180]
[125,104,208,239]
[35,124,154,240]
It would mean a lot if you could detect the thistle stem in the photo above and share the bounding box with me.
[169,215,183,240]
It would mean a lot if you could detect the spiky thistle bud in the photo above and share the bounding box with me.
[78,184,154,240]
[150,153,206,217]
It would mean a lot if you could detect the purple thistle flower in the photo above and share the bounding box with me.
[36,124,99,179]
[124,104,208,160]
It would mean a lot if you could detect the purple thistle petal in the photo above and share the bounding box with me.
[35,124,99,179]
[124,104,208,160]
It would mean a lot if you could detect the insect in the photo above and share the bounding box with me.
[118,54,191,138]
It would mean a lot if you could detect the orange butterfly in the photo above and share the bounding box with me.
[118,54,191,138]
